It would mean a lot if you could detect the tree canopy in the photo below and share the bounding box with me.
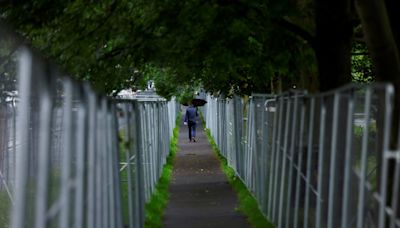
[0,0,398,99]
[0,0,319,98]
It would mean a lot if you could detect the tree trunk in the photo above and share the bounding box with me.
[313,1,354,225]
[355,0,400,148]
[356,0,400,221]
[271,73,282,94]
[385,0,400,55]
[299,68,319,94]
[315,0,353,92]
[383,0,400,146]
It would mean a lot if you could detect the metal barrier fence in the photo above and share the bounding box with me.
[0,27,179,228]
[206,84,400,228]
[0,27,21,228]
[116,98,179,228]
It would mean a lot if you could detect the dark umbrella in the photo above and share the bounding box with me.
[191,98,207,106]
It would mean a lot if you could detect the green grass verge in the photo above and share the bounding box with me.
[204,128,274,228]
[0,190,11,228]
[144,119,180,228]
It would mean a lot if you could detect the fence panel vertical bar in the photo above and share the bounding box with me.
[378,86,394,228]
[74,103,86,228]
[327,93,340,228]
[86,86,97,228]
[356,87,371,228]
[272,95,284,223]
[34,62,54,228]
[11,47,33,228]
[59,78,73,228]
[293,97,306,228]
[278,94,292,227]
[303,97,315,228]
[340,90,355,228]
[389,157,400,228]
[316,99,327,228]
[268,97,279,220]
[284,93,300,228]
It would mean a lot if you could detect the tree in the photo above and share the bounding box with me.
[355,0,400,221]
[0,1,152,95]
[0,0,318,96]
[314,0,353,91]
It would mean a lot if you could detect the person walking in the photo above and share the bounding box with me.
[184,103,198,142]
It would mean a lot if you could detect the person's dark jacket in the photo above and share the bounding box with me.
[185,106,198,124]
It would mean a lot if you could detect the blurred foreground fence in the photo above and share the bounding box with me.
[205,84,400,228]
[0,26,179,228]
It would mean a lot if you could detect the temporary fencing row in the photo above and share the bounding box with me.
[116,98,179,228]
[0,29,179,228]
[205,84,400,228]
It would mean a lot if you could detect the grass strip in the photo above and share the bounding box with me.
[144,118,180,228]
[204,128,274,228]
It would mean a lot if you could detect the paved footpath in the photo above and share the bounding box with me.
[163,114,250,228]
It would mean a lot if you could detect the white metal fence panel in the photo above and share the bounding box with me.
[206,84,400,228]
[0,26,179,228]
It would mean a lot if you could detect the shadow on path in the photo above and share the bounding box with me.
[163,114,250,228]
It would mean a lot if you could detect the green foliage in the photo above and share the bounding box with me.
[144,117,179,228]
[352,42,375,83]
[1,1,151,95]
[142,65,177,100]
[204,127,274,228]
[0,32,18,102]
[175,87,196,105]
[353,122,377,138]
[0,0,316,96]
[0,190,11,228]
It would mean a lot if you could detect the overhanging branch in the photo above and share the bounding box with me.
[272,18,316,50]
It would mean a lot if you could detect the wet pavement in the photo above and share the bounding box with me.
[163,115,250,228]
